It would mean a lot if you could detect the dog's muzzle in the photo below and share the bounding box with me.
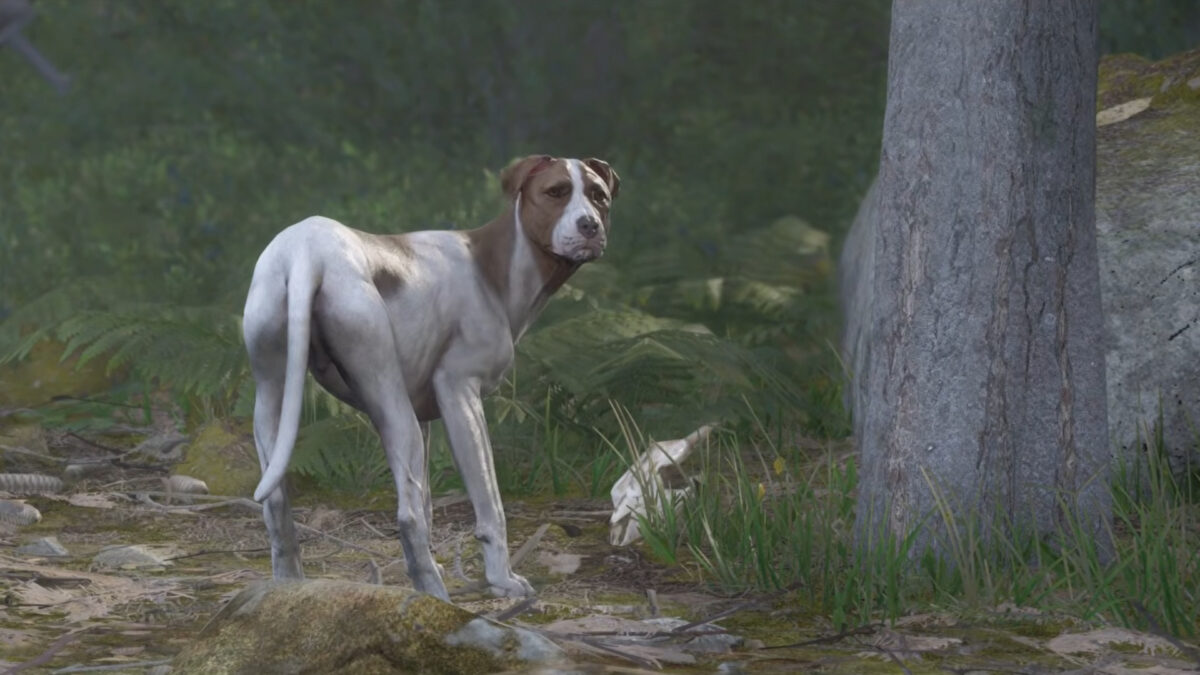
[571,215,606,261]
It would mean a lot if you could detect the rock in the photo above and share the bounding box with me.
[1094,49,1200,473]
[16,535,68,557]
[841,48,1200,474]
[173,580,566,674]
[93,545,172,571]
[165,474,209,494]
[0,499,40,526]
[173,422,259,497]
[0,472,62,494]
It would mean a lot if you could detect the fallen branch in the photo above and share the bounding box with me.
[761,622,880,650]
[510,523,550,570]
[51,660,172,674]
[3,627,92,674]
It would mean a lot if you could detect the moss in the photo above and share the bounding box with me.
[173,421,260,497]
[0,339,118,408]
[173,580,553,674]
[1098,48,1200,113]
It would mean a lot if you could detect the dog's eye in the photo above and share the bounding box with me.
[546,184,570,199]
[589,187,609,205]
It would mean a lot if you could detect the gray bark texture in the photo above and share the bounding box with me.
[850,0,1110,554]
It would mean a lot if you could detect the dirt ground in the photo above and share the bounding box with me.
[3,427,1199,674]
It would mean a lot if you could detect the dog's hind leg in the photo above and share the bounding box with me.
[317,281,449,600]
[419,422,434,533]
[244,276,305,580]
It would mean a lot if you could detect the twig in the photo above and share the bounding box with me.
[571,636,659,669]
[672,598,765,633]
[125,490,245,502]
[51,660,172,674]
[165,546,272,561]
[295,521,393,559]
[646,588,660,618]
[136,494,260,513]
[554,628,727,639]
[762,622,880,649]
[142,493,393,560]
[356,516,391,539]
[509,523,550,570]
[64,432,123,454]
[492,596,538,622]
[0,443,66,464]
[1131,600,1200,667]
[3,627,92,674]
[869,641,913,675]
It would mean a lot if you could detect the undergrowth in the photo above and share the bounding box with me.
[615,408,1200,637]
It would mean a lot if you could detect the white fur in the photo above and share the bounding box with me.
[243,196,588,600]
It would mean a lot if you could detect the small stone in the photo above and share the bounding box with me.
[93,545,172,570]
[0,500,41,526]
[1189,76,1200,90]
[16,536,68,557]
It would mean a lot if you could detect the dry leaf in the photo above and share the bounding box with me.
[1096,97,1152,127]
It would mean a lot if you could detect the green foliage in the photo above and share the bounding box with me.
[620,408,1199,636]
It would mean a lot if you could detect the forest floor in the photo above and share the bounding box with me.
[2,426,1199,674]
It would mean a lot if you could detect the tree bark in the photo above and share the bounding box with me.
[853,0,1109,556]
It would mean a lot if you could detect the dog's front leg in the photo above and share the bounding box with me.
[433,373,535,598]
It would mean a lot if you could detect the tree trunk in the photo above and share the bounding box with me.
[852,0,1109,556]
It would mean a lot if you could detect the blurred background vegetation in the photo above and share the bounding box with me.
[1,0,1196,499]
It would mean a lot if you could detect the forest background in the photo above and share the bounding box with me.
[1,0,1198,615]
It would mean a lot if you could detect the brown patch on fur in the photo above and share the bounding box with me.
[372,266,404,297]
[500,155,554,198]
[583,158,621,199]
[466,212,516,299]
[517,159,576,280]
[350,230,415,299]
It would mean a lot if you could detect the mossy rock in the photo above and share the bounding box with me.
[0,339,116,408]
[1098,49,1200,111]
[174,422,260,497]
[1095,47,1200,474]
[173,580,564,674]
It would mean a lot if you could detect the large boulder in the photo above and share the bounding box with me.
[1094,50,1200,469]
[841,48,1200,472]
[173,580,564,674]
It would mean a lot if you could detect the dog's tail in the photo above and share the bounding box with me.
[253,257,317,503]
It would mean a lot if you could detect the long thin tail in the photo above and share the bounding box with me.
[253,258,316,502]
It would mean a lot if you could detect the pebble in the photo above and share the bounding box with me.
[16,535,69,557]
[93,544,172,570]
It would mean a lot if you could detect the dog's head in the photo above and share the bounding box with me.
[501,155,620,263]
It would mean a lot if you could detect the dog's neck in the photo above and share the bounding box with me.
[467,198,579,340]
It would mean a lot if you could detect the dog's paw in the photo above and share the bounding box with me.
[488,572,535,598]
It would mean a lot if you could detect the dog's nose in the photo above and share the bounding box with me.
[577,215,601,239]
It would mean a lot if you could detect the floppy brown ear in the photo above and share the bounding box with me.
[500,155,554,199]
[584,158,621,200]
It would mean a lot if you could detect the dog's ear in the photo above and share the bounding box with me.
[500,155,555,199]
[584,158,620,200]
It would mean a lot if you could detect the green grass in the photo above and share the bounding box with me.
[614,404,1200,637]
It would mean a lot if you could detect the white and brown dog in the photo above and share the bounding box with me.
[243,156,619,599]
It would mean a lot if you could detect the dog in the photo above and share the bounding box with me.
[242,156,619,600]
